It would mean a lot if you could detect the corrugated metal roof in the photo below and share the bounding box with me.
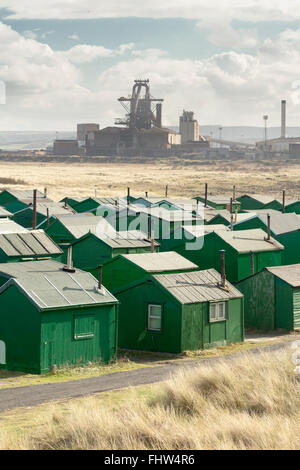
[0,260,117,309]
[257,213,300,235]
[138,206,199,222]
[266,264,300,287]
[0,230,62,257]
[197,195,241,205]
[0,207,12,217]
[57,214,116,239]
[98,233,156,249]
[244,209,281,214]
[153,269,243,304]
[123,251,198,272]
[0,218,29,234]
[34,202,75,216]
[216,228,284,253]
[211,210,257,223]
[2,189,52,204]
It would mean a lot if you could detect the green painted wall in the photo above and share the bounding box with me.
[285,201,300,214]
[275,278,293,330]
[45,219,75,244]
[238,270,275,330]
[117,280,182,353]
[277,231,300,265]
[0,283,117,373]
[194,196,240,211]
[13,208,46,229]
[236,196,266,211]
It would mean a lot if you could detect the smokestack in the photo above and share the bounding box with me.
[204,183,208,208]
[165,185,168,198]
[282,189,286,214]
[281,100,286,139]
[44,187,47,199]
[267,213,271,241]
[33,189,37,230]
[47,207,50,226]
[145,191,148,198]
[250,251,254,275]
[219,250,226,289]
[63,245,76,272]
[156,103,162,128]
[98,265,103,290]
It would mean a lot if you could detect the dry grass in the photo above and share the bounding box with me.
[0,160,300,201]
[1,350,299,450]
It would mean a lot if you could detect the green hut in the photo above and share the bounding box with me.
[237,264,300,330]
[0,189,51,207]
[59,197,86,210]
[102,251,198,292]
[0,260,118,373]
[115,269,244,353]
[62,230,159,277]
[0,230,62,263]
[173,228,284,283]
[236,194,279,211]
[233,213,300,265]
[45,214,115,244]
[194,195,240,211]
[207,211,257,226]
[12,202,74,230]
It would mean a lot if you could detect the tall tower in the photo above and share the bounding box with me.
[179,110,199,143]
[281,100,286,139]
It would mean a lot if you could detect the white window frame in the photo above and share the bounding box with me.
[210,301,226,322]
[148,304,162,332]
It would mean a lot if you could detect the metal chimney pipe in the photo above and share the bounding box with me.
[127,187,130,206]
[47,207,50,226]
[220,250,226,288]
[165,184,168,198]
[233,185,236,202]
[230,197,233,214]
[98,265,103,290]
[282,189,286,214]
[235,206,238,223]
[145,191,148,198]
[204,183,208,208]
[230,213,234,231]
[267,214,271,240]
[281,100,286,139]
[33,189,37,230]
[250,251,254,275]
[44,187,47,199]
[63,245,76,272]
[147,214,151,240]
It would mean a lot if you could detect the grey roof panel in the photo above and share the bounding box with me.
[266,264,300,287]
[57,214,116,239]
[153,269,243,304]
[216,229,284,253]
[0,207,12,218]
[123,251,198,272]
[0,230,62,257]
[0,218,29,234]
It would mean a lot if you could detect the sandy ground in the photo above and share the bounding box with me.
[0,160,299,202]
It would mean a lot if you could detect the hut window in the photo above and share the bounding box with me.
[74,314,95,340]
[148,304,162,331]
[210,302,226,322]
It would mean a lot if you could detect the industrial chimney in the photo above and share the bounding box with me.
[281,100,286,139]
[156,103,162,128]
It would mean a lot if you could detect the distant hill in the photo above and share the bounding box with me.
[0,132,76,150]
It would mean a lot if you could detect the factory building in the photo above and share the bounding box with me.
[53,139,79,156]
[179,110,199,143]
[86,79,181,156]
[77,123,99,146]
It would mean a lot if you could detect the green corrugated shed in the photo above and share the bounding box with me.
[61,231,159,277]
[237,264,300,331]
[0,260,118,373]
[194,195,240,211]
[237,194,278,211]
[102,251,199,292]
[233,213,300,265]
[12,202,74,230]
[45,214,115,244]
[172,228,284,283]
[115,269,244,353]
[59,197,86,210]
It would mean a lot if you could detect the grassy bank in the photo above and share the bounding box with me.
[1,349,299,450]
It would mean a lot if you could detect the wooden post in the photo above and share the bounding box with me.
[127,187,130,206]
[33,189,37,230]
[204,183,208,208]
[282,189,286,214]
[230,213,234,231]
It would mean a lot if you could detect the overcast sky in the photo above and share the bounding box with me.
[1,1,300,130]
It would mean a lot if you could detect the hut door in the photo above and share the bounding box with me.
[42,341,54,371]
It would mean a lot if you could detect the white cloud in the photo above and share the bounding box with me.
[68,33,80,41]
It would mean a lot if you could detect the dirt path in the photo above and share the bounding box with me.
[0,339,296,413]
